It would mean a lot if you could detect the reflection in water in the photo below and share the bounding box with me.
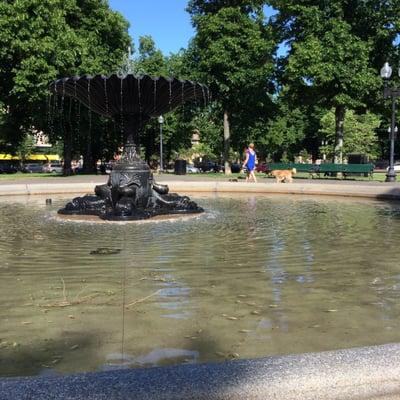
[104,348,199,370]
[1,194,400,377]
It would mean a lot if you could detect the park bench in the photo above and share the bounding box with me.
[265,163,374,179]
[267,163,317,174]
[318,163,374,178]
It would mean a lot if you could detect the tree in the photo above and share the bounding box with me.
[131,41,221,166]
[262,104,307,161]
[269,0,399,163]
[319,109,381,161]
[134,35,167,76]
[130,35,168,163]
[16,133,35,167]
[0,0,131,173]
[187,1,276,173]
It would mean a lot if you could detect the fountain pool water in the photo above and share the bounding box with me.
[1,193,400,377]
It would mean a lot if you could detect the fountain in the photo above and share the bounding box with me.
[48,72,210,220]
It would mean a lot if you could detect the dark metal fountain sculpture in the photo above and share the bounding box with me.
[48,73,209,220]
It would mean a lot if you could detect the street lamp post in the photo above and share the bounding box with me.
[380,62,400,182]
[158,115,164,172]
[321,140,327,162]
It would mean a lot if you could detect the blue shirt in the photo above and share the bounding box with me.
[246,150,256,171]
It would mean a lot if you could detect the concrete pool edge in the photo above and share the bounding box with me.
[1,343,400,399]
[0,180,400,200]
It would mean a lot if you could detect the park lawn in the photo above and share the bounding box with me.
[292,171,388,182]
[0,171,391,182]
[0,172,63,180]
[184,171,390,182]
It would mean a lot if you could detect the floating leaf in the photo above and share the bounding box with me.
[90,248,122,255]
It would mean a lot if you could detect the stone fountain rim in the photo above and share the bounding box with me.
[0,180,399,201]
[1,343,400,399]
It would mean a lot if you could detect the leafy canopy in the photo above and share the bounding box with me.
[319,109,381,160]
[0,0,130,145]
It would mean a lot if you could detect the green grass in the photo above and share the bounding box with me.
[0,171,393,183]
[0,172,63,180]
[183,171,391,182]
[292,171,389,182]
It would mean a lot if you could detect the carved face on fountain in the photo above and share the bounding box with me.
[49,74,209,220]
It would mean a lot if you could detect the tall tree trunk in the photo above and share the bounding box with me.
[223,110,231,175]
[334,105,346,164]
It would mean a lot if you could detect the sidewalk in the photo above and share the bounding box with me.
[0,173,399,200]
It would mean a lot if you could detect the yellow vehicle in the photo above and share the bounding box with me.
[0,151,60,172]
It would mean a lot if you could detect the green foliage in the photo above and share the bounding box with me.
[0,0,131,146]
[187,1,277,165]
[133,44,223,164]
[187,0,265,16]
[280,151,289,163]
[187,107,223,155]
[189,6,275,108]
[16,133,35,162]
[319,109,381,160]
[261,105,307,160]
[1,0,399,167]
[144,104,222,163]
[173,142,216,162]
[269,0,399,158]
[285,19,379,109]
[134,36,167,75]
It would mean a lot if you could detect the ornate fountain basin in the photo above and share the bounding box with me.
[49,74,209,220]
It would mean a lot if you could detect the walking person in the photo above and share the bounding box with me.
[243,143,257,183]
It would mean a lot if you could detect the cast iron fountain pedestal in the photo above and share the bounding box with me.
[49,74,208,220]
[59,139,202,221]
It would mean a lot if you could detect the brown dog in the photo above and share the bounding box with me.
[271,168,297,183]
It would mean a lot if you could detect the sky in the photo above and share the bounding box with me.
[108,0,195,55]
[108,2,398,59]
[108,1,278,56]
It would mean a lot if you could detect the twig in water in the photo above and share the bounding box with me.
[61,277,67,303]
[125,289,162,309]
